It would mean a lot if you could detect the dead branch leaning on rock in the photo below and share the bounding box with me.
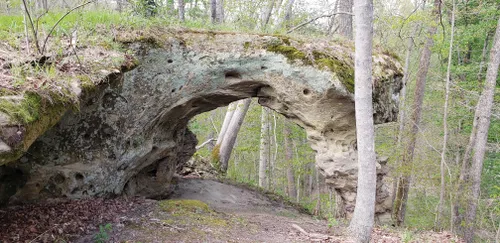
[291,223,330,240]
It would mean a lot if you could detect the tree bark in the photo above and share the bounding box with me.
[116,0,123,12]
[215,0,224,23]
[216,102,236,146]
[284,120,297,200]
[393,0,441,227]
[337,0,353,39]
[327,0,340,35]
[178,0,185,22]
[210,0,216,23]
[259,107,270,188]
[261,0,276,29]
[436,0,455,230]
[218,99,252,173]
[281,0,295,28]
[477,33,491,83]
[348,0,375,241]
[463,15,500,243]
[392,27,416,208]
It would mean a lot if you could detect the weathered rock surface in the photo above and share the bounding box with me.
[0,29,402,222]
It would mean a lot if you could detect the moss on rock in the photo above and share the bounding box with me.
[266,44,311,65]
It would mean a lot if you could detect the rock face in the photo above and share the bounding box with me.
[0,29,402,222]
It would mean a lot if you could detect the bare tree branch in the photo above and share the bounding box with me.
[21,0,41,54]
[287,11,353,34]
[41,0,97,54]
[196,138,216,150]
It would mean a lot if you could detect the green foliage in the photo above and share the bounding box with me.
[94,223,112,243]
[131,0,158,17]
[401,230,414,243]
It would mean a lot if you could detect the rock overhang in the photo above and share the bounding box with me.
[0,28,402,222]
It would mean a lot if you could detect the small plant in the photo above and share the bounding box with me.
[401,230,414,243]
[327,216,338,228]
[94,223,112,243]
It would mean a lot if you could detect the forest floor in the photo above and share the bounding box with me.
[0,177,463,243]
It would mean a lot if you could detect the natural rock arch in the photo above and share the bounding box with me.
[0,30,402,223]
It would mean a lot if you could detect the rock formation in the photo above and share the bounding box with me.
[0,29,402,222]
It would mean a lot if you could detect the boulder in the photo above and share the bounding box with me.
[0,29,402,222]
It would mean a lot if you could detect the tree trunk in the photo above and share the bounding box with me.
[436,0,455,230]
[477,33,491,83]
[178,0,185,22]
[261,0,276,29]
[218,99,252,173]
[281,0,295,29]
[393,0,441,227]
[327,0,340,35]
[392,27,416,207]
[215,0,224,23]
[284,120,297,200]
[259,107,270,188]
[463,15,500,243]
[210,0,216,23]
[116,0,123,12]
[314,166,321,216]
[337,0,353,39]
[348,0,375,241]
[216,102,236,146]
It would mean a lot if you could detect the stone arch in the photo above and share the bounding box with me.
[2,30,402,223]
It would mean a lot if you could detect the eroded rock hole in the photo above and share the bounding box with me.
[167,59,173,63]
[75,173,84,181]
[303,89,310,95]
[224,70,242,79]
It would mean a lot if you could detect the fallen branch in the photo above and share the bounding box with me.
[291,224,330,240]
[287,12,353,34]
[196,138,216,150]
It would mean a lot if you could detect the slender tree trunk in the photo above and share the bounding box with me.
[215,0,224,23]
[261,0,276,29]
[296,173,301,203]
[270,112,278,190]
[178,0,185,21]
[216,102,236,146]
[210,0,216,23]
[337,0,353,39]
[327,0,340,35]
[284,120,297,200]
[393,0,441,227]
[280,0,295,29]
[436,0,455,229]
[22,2,30,54]
[218,99,252,173]
[477,33,491,83]
[308,164,314,197]
[453,116,477,231]
[314,166,321,215]
[272,0,284,25]
[348,0,375,241]
[259,107,270,188]
[116,0,123,12]
[463,16,500,243]
[392,28,416,207]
